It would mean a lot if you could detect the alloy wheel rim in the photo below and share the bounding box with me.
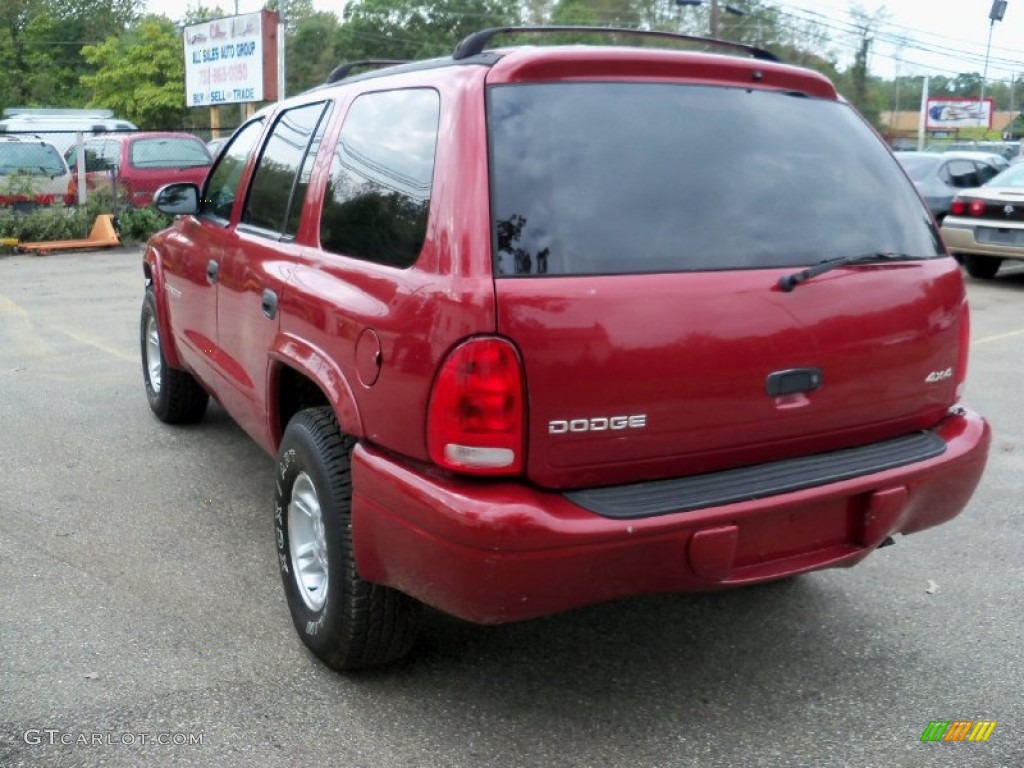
[145,314,162,394]
[288,472,329,612]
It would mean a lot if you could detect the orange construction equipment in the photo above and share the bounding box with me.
[17,214,120,254]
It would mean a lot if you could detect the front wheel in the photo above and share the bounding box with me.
[140,289,208,423]
[274,407,421,670]
[961,254,1002,279]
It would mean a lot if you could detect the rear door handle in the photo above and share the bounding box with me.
[261,288,278,320]
[206,259,219,284]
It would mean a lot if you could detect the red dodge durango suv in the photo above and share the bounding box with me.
[141,27,991,670]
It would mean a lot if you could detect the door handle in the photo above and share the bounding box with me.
[206,259,219,285]
[261,288,278,320]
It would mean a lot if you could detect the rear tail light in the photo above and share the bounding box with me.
[954,299,970,402]
[950,198,966,216]
[968,199,985,216]
[427,337,526,476]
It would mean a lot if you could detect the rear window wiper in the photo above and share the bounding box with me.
[778,252,916,292]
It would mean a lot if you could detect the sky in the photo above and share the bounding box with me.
[143,0,1024,83]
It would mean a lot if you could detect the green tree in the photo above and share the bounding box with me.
[287,12,344,93]
[336,0,521,61]
[0,0,140,110]
[80,16,189,128]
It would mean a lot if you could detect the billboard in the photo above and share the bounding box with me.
[925,98,993,130]
[183,11,279,107]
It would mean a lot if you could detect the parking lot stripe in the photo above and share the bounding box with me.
[971,328,1024,346]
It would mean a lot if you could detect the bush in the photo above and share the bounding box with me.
[0,193,174,245]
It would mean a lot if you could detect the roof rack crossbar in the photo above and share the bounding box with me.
[325,59,410,84]
[452,25,778,62]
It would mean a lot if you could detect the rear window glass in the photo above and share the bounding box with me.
[895,154,938,181]
[0,142,66,176]
[130,137,211,169]
[488,83,943,276]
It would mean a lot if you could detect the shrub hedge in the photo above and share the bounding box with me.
[0,193,174,247]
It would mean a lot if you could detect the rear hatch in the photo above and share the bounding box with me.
[486,69,964,491]
[123,135,212,205]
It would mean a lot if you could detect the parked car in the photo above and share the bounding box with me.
[930,140,1021,161]
[206,136,228,158]
[894,150,1004,220]
[940,161,1024,279]
[141,27,990,670]
[66,132,212,207]
[0,134,74,207]
[0,108,136,156]
[950,150,1010,173]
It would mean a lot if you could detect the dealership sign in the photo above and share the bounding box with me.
[925,98,994,130]
[183,12,279,107]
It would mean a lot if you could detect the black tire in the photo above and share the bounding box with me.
[961,254,1002,279]
[274,407,421,670]
[140,288,209,423]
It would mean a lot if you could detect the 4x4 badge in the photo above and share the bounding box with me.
[925,368,953,383]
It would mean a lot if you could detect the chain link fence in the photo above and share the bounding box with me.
[0,126,229,245]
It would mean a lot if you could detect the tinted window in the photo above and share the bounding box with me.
[976,161,1000,184]
[68,142,115,172]
[946,160,980,188]
[201,119,265,222]
[130,137,211,169]
[320,89,440,268]
[243,102,330,237]
[488,84,943,276]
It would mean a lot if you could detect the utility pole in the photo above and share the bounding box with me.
[980,0,1008,130]
[710,0,720,38]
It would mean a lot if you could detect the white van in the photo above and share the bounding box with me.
[0,109,137,156]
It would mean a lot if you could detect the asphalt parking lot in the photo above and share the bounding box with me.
[1,246,1022,768]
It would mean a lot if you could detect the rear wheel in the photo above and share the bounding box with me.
[274,407,421,670]
[961,254,1002,279]
[140,289,208,423]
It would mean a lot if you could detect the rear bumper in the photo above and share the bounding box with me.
[351,409,990,624]
[941,219,1024,260]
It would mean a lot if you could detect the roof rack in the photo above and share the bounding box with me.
[452,25,779,62]
[325,60,410,84]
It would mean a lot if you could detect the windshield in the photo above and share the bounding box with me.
[130,137,211,169]
[488,84,943,276]
[0,142,66,175]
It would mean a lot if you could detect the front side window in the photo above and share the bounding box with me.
[488,83,944,276]
[67,142,113,172]
[242,102,330,237]
[320,89,440,268]
[201,119,265,222]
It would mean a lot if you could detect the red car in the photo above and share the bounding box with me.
[141,28,990,670]
[66,131,212,207]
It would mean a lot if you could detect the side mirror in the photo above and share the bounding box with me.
[153,183,200,215]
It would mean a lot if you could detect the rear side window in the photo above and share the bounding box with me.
[242,102,331,238]
[320,88,440,268]
[945,160,980,188]
[488,83,943,276]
